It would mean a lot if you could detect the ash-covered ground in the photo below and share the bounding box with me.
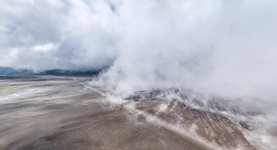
[0,76,276,150]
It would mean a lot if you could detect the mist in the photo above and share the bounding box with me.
[1,0,277,104]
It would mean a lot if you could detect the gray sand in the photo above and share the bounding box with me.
[0,76,254,150]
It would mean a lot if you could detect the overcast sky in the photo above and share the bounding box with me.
[1,0,277,102]
[0,0,119,71]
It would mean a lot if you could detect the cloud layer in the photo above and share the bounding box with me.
[1,0,277,102]
[0,0,118,71]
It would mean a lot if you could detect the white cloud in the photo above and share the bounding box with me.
[1,0,277,102]
[31,43,58,52]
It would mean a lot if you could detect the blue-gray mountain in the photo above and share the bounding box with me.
[0,67,101,76]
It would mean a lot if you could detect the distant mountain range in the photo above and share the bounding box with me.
[0,67,101,76]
